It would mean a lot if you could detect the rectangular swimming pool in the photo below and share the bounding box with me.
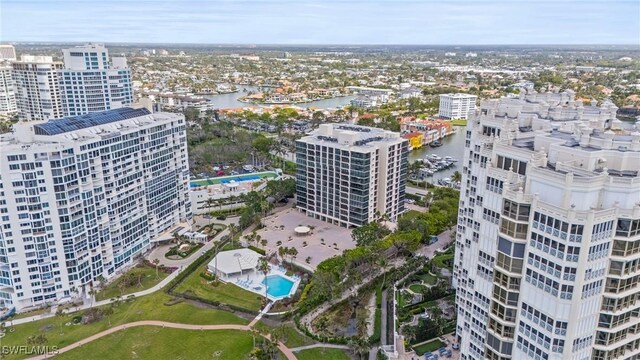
[262,275,295,299]
[190,171,277,188]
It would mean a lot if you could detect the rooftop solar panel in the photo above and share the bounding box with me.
[33,108,151,136]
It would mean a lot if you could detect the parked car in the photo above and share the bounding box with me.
[406,199,415,204]
[216,215,226,220]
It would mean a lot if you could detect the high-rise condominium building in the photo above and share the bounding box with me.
[439,93,477,120]
[0,65,17,114]
[60,44,133,116]
[0,108,191,311]
[12,56,64,121]
[453,90,640,360]
[295,123,408,228]
[0,45,17,61]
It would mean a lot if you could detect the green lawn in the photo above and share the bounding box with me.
[279,325,315,348]
[2,291,247,360]
[417,272,438,285]
[174,262,262,312]
[431,251,454,270]
[55,327,254,360]
[401,209,423,221]
[295,348,352,360]
[413,338,444,355]
[397,291,407,308]
[96,266,169,301]
[448,119,468,126]
[409,284,428,293]
[10,307,51,320]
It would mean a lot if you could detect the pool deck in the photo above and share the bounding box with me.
[190,171,278,187]
[222,265,301,302]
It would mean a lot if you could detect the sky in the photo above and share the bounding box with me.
[2,0,639,45]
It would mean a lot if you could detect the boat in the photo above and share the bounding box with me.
[430,141,443,147]
[438,178,452,186]
[444,156,458,162]
[428,154,442,161]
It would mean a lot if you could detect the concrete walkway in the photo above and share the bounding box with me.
[148,228,230,267]
[15,228,231,326]
[12,269,183,326]
[290,343,350,352]
[27,320,297,360]
[13,217,239,326]
[299,229,450,338]
[249,301,273,327]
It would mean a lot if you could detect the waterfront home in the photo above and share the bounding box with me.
[402,132,424,150]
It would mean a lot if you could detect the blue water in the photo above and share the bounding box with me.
[263,275,294,298]
[220,175,260,184]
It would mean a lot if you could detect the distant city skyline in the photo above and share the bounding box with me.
[2,0,639,45]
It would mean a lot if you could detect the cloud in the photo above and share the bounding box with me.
[1,0,638,44]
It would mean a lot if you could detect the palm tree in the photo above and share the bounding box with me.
[228,195,237,215]
[56,307,64,335]
[204,198,217,224]
[27,334,48,347]
[103,305,114,326]
[315,316,330,339]
[349,335,370,360]
[257,257,271,303]
[451,170,462,183]
[152,258,160,279]
[379,257,388,290]
[228,224,238,248]
[95,275,105,290]
[289,247,298,263]
[88,288,96,308]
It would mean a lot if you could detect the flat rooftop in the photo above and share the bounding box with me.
[299,123,404,149]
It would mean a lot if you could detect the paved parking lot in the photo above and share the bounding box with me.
[255,208,356,270]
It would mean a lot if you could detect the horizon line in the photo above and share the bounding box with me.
[3,41,639,47]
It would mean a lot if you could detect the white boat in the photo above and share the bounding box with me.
[438,178,452,186]
[444,156,458,162]
[429,154,442,161]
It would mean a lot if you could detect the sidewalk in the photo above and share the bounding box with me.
[13,222,235,326]
[12,268,183,326]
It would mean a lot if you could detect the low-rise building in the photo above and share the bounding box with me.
[402,132,424,150]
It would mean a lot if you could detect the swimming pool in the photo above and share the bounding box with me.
[263,275,295,299]
[190,171,277,188]
[220,175,260,184]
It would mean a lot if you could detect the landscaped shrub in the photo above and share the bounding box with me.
[248,245,266,255]
[199,272,215,281]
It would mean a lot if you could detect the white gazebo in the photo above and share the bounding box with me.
[294,226,311,236]
[207,248,262,281]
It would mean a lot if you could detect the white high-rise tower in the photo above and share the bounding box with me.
[12,56,64,121]
[60,44,133,116]
[0,108,191,311]
[454,90,640,360]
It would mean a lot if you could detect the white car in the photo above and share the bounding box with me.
[406,199,416,204]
